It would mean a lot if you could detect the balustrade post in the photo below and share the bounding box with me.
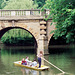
[11,11,16,16]
[26,11,30,15]
[40,10,42,16]
[46,10,50,15]
[0,11,1,16]
[41,9,46,16]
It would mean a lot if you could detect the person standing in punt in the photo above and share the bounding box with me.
[37,51,43,68]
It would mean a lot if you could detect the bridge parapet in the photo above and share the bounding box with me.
[0,9,50,17]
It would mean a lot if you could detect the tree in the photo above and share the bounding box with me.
[2,0,38,9]
[0,0,4,9]
[33,0,46,8]
[43,0,75,43]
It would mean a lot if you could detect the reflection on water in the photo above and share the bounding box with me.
[0,45,75,75]
[21,68,38,75]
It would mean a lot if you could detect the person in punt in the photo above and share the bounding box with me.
[25,56,31,66]
[21,58,27,65]
[37,51,43,68]
[32,59,37,67]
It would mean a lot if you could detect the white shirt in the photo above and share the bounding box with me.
[25,59,29,63]
[32,61,37,67]
[37,53,43,58]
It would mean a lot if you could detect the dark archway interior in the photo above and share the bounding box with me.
[49,36,67,45]
[48,36,68,54]
[0,27,11,38]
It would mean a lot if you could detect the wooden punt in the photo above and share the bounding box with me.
[14,61,49,71]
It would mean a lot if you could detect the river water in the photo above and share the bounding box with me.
[0,45,75,75]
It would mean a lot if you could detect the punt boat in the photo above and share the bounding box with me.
[14,61,49,71]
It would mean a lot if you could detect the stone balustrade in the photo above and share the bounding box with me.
[0,9,50,17]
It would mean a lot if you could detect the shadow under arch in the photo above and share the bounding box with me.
[0,27,38,54]
[48,35,67,53]
[49,35,67,45]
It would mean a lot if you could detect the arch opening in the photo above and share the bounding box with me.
[48,35,67,54]
[0,27,38,53]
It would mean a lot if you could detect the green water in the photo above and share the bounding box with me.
[0,45,75,75]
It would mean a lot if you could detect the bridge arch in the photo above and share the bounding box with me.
[0,26,38,53]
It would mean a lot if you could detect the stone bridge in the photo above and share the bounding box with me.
[0,9,55,54]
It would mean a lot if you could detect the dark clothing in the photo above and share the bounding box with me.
[38,57,41,68]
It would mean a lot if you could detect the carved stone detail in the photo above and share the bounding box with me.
[1,22,5,28]
[40,25,46,29]
[40,30,46,34]
[40,21,46,24]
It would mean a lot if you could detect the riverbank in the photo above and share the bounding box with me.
[49,44,75,48]
[0,43,75,50]
[0,45,35,50]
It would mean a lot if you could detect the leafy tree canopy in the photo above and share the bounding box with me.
[33,0,46,8]
[0,0,4,9]
[1,0,38,9]
[43,0,75,43]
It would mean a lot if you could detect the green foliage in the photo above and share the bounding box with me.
[0,0,4,9]
[33,0,46,8]
[43,0,75,43]
[2,0,38,9]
